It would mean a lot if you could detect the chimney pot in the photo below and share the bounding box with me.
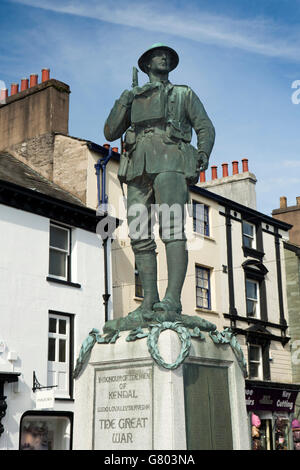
[30,74,38,87]
[200,170,206,183]
[41,68,50,82]
[232,160,239,175]
[211,165,218,180]
[112,146,119,153]
[21,78,29,91]
[296,196,300,206]
[0,88,8,101]
[242,158,249,172]
[280,196,287,209]
[11,83,19,95]
[222,163,228,177]
[103,143,110,149]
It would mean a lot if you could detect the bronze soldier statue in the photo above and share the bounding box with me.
[104,43,215,322]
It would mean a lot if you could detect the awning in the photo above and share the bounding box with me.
[245,380,300,413]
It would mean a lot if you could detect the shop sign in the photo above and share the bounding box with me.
[245,387,298,412]
[35,389,55,410]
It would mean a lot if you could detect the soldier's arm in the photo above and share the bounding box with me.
[186,88,215,169]
[104,90,133,142]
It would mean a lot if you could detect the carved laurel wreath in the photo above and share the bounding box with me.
[146,321,191,370]
[73,321,248,379]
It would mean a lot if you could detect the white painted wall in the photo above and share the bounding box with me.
[0,203,108,449]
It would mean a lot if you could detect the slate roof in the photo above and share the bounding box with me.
[0,151,85,207]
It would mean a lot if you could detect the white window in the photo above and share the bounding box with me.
[193,201,210,236]
[248,345,263,380]
[246,279,260,318]
[47,313,71,398]
[49,223,71,280]
[196,266,211,309]
[242,221,256,249]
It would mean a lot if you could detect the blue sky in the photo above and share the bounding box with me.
[1,0,300,216]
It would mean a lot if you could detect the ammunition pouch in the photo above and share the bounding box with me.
[124,127,136,151]
[118,152,129,184]
[118,128,136,184]
[182,143,201,185]
[131,86,165,125]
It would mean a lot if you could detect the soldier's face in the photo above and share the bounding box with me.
[147,49,171,74]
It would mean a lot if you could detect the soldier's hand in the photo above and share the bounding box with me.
[198,152,209,171]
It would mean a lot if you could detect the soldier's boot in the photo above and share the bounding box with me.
[128,251,160,321]
[153,240,187,314]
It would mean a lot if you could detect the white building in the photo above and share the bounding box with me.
[0,151,112,450]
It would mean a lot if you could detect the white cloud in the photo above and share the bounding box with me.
[9,0,300,62]
[283,160,300,168]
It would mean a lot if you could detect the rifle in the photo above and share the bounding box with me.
[120,67,139,153]
[132,66,139,88]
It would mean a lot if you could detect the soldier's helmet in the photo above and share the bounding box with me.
[138,43,179,73]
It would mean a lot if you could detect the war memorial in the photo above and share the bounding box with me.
[72,43,250,451]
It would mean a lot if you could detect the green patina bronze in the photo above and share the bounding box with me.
[104,43,215,323]
[73,320,248,378]
[73,45,248,380]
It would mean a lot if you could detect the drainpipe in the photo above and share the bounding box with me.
[94,146,114,322]
[102,238,110,322]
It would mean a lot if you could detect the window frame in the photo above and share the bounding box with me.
[242,220,256,249]
[195,265,211,310]
[47,311,74,400]
[192,200,210,236]
[248,344,263,380]
[49,222,72,282]
[245,278,260,319]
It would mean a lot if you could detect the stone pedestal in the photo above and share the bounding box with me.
[73,329,250,450]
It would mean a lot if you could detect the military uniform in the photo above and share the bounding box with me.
[104,44,215,316]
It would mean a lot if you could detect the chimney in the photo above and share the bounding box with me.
[0,69,70,153]
[242,158,249,172]
[296,196,300,206]
[200,170,206,183]
[280,196,287,209]
[21,78,29,92]
[0,88,8,102]
[211,165,218,180]
[232,161,239,175]
[197,158,257,209]
[30,74,38,87]
[41,68,50,82]
[11,83,19,95]
[103,143,110,150]
[222,163,228,177]
[112,147,119,153]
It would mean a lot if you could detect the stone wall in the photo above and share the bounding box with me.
[53,134,89,204]
[273,198,300,247]
[8,132,55,181]
[0,79,70,151]
[284,247,300,383]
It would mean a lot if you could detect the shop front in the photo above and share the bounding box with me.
[19,411,73,450]
[246,380,300,450]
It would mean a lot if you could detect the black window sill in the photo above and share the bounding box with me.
[55,398,75,402]
[223,312,288,331]
[46,276,81,289]
[242,245,265,260]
